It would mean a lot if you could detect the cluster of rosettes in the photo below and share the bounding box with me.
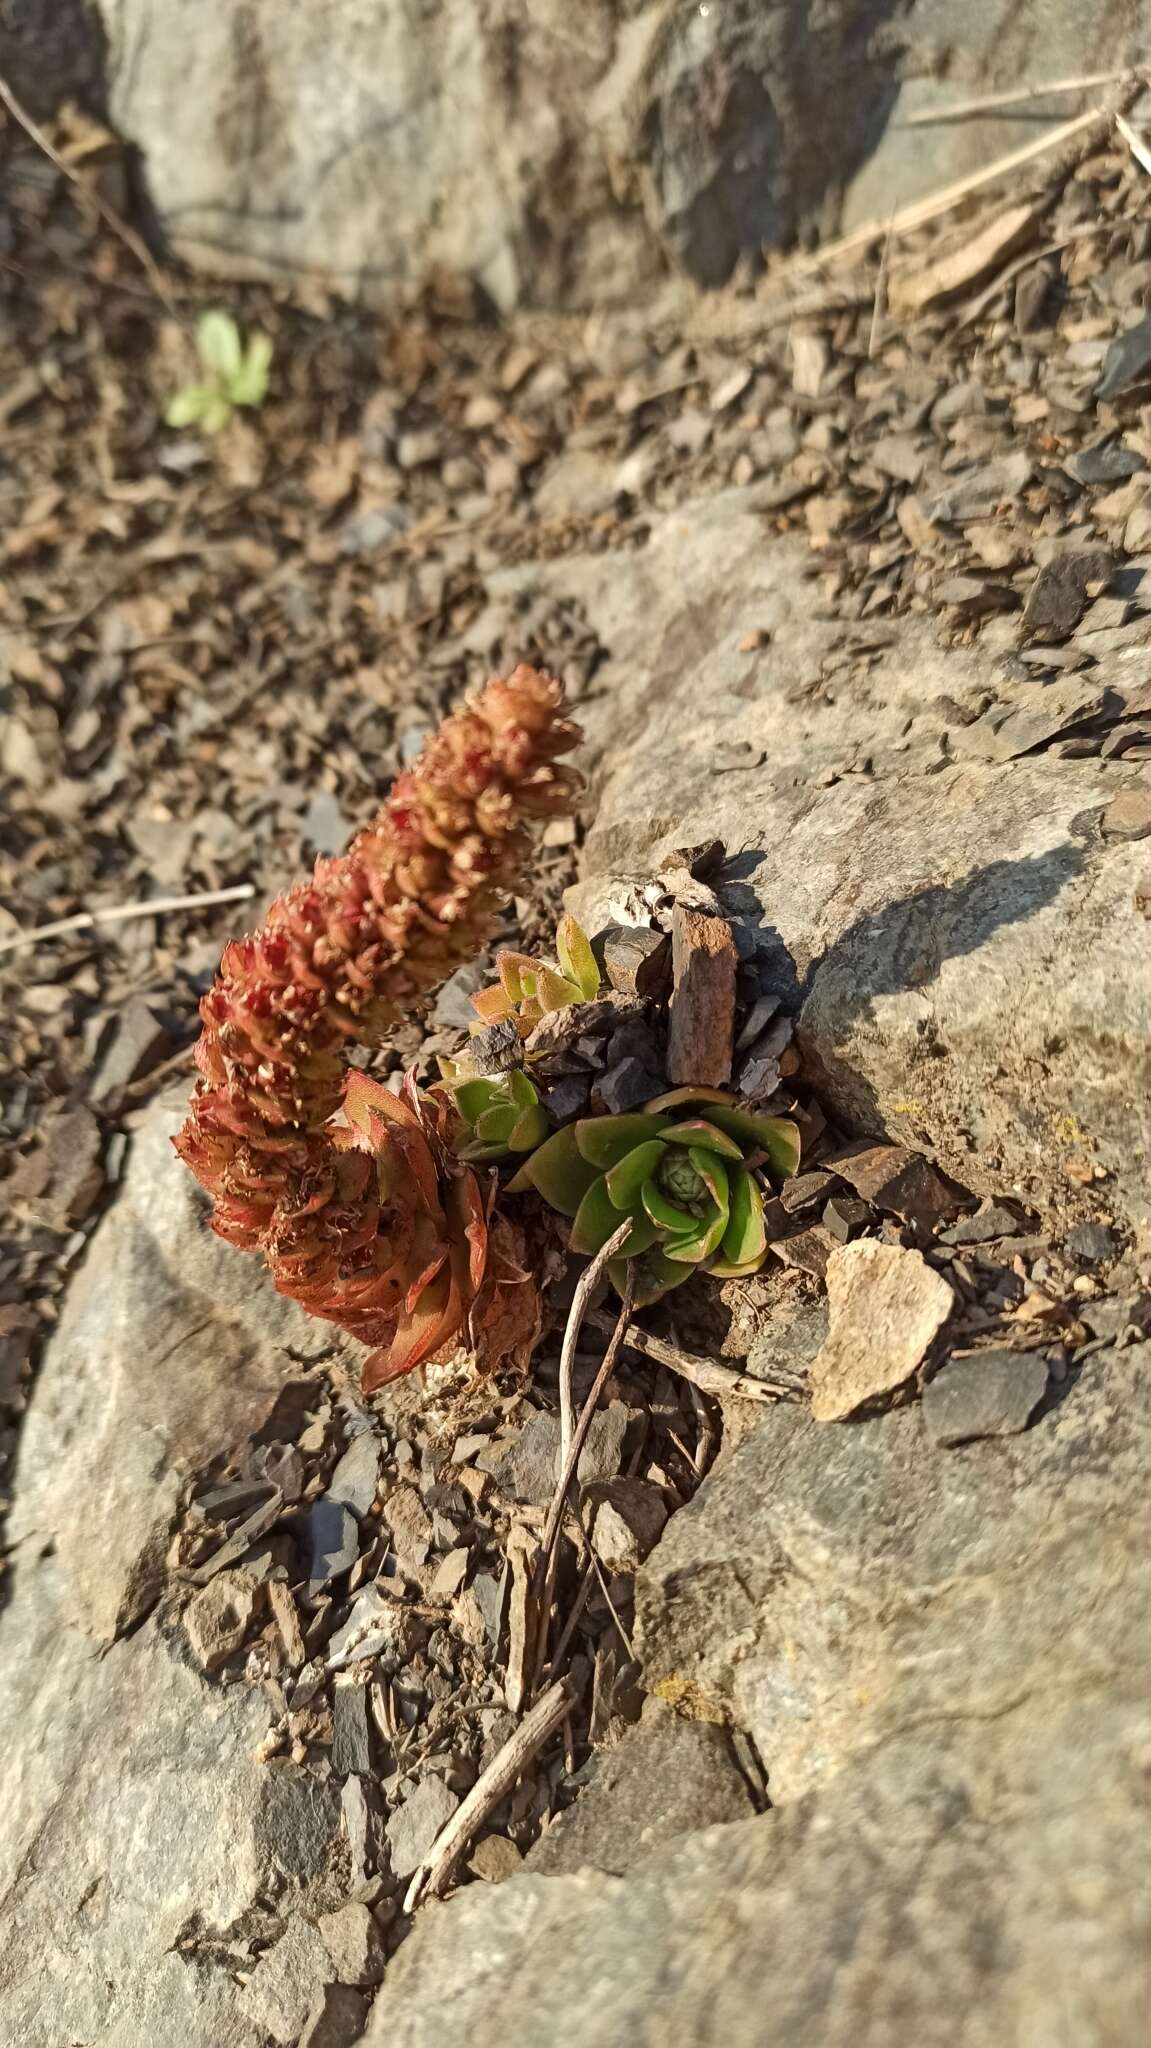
[174,665,577,1382]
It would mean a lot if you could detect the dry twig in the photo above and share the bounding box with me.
[588,1312,793,1402]
[0,884,256,957]
[403,1676,574,1912]
[899,69,1134,127]
[558,1221,633,1466]
[0,71,184,324]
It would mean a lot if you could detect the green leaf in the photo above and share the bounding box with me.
[703,1109,802,1180]
[534,965,582,1015]
[663,1118,743,1159]
[506,1069,539,1111]
[604,1139,667,1211]
[556,915,600,1002]
[709,1253,768,1279]
[475,1105,517,1144]
[640,1179,697,1236]
[689,1148,729,1215]
[197,309,244,381]
[458,1137,513,1162]
[505,1123,598,1214]
[454,1077,501,1124]
[232,329,272,406]
[721,1165,768,1267]
[200,393,235,434]
[644,1086,738,1115]
[576,1114,670,1168]
[164,384,212,428]
[571,1180,659,1259]
[662,1203,728,1264]
[507,1102,549,1153]
[609,1248,696,1307]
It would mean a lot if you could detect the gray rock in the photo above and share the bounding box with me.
[597,1055,664,1114]
[940,1201,1022,1245]
[527,1698,753,1878]
[588,1479,668,1572]
[303,1983,371,2047]
[96,1,1129,315]
[329,1432,381,1519]
[1065,1222,1119,1265]
[922,1349,1050,1447]
[318,1902,388,1987]
[242,1918,333,2045]
[309,1497,360,1592]
[332,1684,373,1778]
[546,491,1148,1228]
[9,1092,343,1641]
[88,996,173,1106]
[431,960,489,1031]
[0,1548,340,2048]
[183,1567,262,1672]
[367,1345,1151,2047]
[385,1774,459,1880]
[484,1404,629,1507]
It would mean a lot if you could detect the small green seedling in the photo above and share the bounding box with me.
[165,310,273,433]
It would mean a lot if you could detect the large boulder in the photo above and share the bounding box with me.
[9,1092,342,1640]
[478,487,1148,1233]
[361,1341,1151,2047]
[89,1,1151,310]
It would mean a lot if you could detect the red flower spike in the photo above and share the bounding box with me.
[174,666,578,1382]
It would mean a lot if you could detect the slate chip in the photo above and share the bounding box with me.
[1095,314,1151,401]
[332,1684,373,1777]
[308,1497,359,1591]
[922,1349,1049,1447]
[1064,1222,1118,1265]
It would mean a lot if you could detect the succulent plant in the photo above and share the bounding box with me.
[444,1067,550,1162]
[166,310,273,433]
[508,1086,801,1304]
[469,913,600,1035]
[174,665,578,1381]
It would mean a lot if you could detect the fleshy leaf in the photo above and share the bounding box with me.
[497,952,539,1002]
[722,1165,767,1266]
[454,1077,501,1123]
[704,1109,802,1180]
[197,309,244,380]
[662,1202,728,1264]
[165,384,213,428]
[534,965,583,1014]
[644,1086,739,1115]
[609,1248,696,1307]
[556,914,600,1002]
[475,1104,517,1144]
[505,1069,539,1111]
[470,984,514,1025]
[576,1114,671,1168]
[505,1122,599,1214]
[662,1118,743,1159]
[604,1139,668,1211]
[508,1102,549,1152]
[640,1179,698,1236]
[233,330,273,406]
[570,1180,659,1259]
[689,1148,730,1214]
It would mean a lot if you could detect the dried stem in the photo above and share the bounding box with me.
[403,1676,574,1912]
[0,884,255,957]
[558,1222,633,1466]
[587,1312,797,1402]
[0,71,184,324]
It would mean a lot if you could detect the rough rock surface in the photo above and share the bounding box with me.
[0,1547,341,2048]
[498,488,1151,1231]
[361,1343,1151,2046]
[9,1093,343,1641]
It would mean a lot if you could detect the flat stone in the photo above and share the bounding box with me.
[821,1194,871,1242]
[588,1480,668,1572]
[308,1498,359,1593]
[597,1055,665,1114]
[331,1683,372,1777]
[939,1200,1021,1245]
[1019,548,1112,642]
[327,1584,413,1673]
[809,1240,954,1422]
[328,1432,380,1518]
[183,1568,261,1673]
[88,997,173,1106]
[666,903,737,1087]
[1096,313,1151,400]
[484,1405,629,1506]
[469,1834,524,1883]
[597,924,670,1000]
[778,1169,837,1215]
[1064,1222,1118,1265]
[431,1547,470,1599]
[1101,787,1151,841]
[922,1349,1049,1447]
[431,959,490,1030]
[385,1774,459,1879]
[381,1484,434,1567]
[317,1901,388,1986]
[242,1918,333,2045]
